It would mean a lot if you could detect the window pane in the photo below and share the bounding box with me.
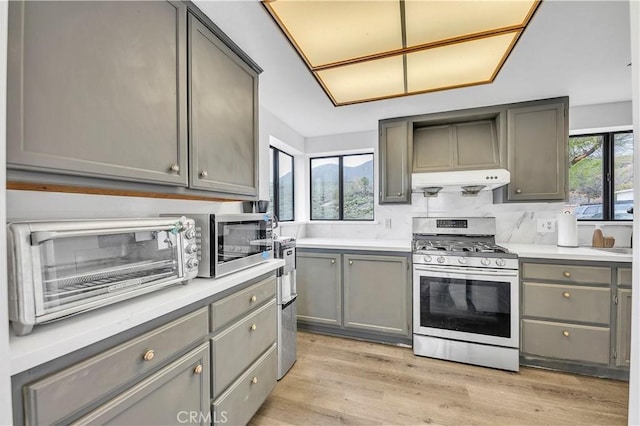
[614,132,634,220]
[343,154,374,220]
[278,151,294,221]
[568,135,604,219]
[311,157,339,220]
[269,148,275,216]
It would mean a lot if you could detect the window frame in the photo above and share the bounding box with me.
[309,152,375,221]
[569,130,633,222]
[270,146,295,222]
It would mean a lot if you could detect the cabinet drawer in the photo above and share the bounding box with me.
[72,343,210,426]
[522,263,610,285]
[212,343,277,426]
[522,319,610,364]
[522,282,610,325]
[210,276,276,331]
[24,308,208,425]
[211,299,276,398]
[617,268,632,287]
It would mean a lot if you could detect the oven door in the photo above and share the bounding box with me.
[412,264,519,348]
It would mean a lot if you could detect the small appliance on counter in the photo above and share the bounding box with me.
[274,236,297,379]
[7,217,199,336]
[557,206,578,247]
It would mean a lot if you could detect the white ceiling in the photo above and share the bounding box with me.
[195,0,632,138]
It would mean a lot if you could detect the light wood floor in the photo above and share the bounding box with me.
[250,331,629,425]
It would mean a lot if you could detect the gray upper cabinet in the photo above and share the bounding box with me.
[343,254,410,336]
[413,120,499,172]
[188,14,259,196]
[506,99,568,201]
[7,1,188,186]
[379,120,411,204]
[296,252,342,325]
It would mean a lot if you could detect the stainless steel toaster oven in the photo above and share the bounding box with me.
[7,217,199,336]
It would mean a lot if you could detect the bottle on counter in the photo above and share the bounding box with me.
[592,225,605,248]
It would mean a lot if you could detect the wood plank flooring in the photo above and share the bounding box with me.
[250,332,629,425]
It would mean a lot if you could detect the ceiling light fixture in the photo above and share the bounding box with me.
[263,0,541,106]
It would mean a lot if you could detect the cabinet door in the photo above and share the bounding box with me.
[7,1,188,185]
[413,124,454,171]
[188,14,258,196]
[454,120,500,169]
[343,254,410,336]
[615,288,632,368]
[72,343,210,426]
[379,120,411,204]
[296,252,342,326]
[506,100,568,201]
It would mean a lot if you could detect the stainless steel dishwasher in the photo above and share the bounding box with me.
[274,237,297,379]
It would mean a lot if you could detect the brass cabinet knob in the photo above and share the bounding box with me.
[251,376,258,385]
[143,350,155,361]
[250,295,257,303]
[397,192,402,196]
[250,323,257,332]
[349,260,353,265]
[331,259,335,264]
[562,330,570,337]
[169,164,179,173]
[199,170,208,178]
[515,189,522,194]
[563,291,571,298]
[563,271,571,278]
[194,364,203,375]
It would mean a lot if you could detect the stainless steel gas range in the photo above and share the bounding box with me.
[412,217,519,371]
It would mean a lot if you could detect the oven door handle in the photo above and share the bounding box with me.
[414,265,518,277]
[30,225,176,246]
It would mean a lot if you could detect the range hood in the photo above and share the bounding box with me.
[412,168,510,197]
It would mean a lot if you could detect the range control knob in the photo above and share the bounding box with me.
[458,257,468,265]
[423,255,432,263]
[185,228,196,239]
[495,259,506,267]
[185,244,198,254]
[436,256,446,264]
[186,258,199,269]
[481,258,491,266]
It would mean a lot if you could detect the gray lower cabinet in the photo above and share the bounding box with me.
[7,0,189,186]
[209,275,277,424]
[72,343,210,426]
[505,99,568,201]
[296,252,342,325]
[21,308,209,425]
[296,249,411,342]
[343,254,410,336]
[379,120,411,204]
[520,260,631,377]
[188,13,259,196]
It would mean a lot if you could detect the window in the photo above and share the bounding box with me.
[569,131,633,221]
[310,153,374,221]
[270,147,294,221]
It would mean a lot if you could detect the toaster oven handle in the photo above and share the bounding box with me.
[30,225,177,246]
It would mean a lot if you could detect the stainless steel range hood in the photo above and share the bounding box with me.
[412,169,510,197]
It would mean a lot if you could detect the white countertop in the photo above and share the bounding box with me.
[9,259,284,375]
[296,238,411,252]
[501,243,633,263]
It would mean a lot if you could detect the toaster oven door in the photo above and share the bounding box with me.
[30,225,185,320]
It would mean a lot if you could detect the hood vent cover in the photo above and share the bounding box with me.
[412,168,510,197]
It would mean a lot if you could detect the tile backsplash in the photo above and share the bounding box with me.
[304,190,633,247]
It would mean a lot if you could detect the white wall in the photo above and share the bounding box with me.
[0,1,12,423]
[570,100,633,133]
[628,1,639,424]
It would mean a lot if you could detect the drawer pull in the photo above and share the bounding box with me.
[194,364,203,375]
[563,291,571,298]
[142,350,155,362]
[250,295,257,303]
[562,330,570,337]
[251,376,258,385]
[250,323,257,332]
[563,271,571,278]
